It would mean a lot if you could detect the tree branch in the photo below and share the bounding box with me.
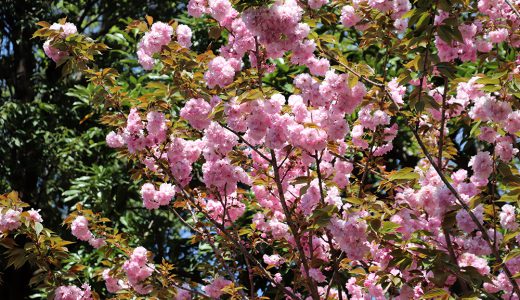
[271,149,320,300]
[411,128,520,297]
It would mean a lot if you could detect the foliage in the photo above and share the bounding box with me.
[0,1,205,298]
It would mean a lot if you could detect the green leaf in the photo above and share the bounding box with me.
[401,8,416,19]
[449,26,463,43]
[437,26,453,44]
[429,269,449,287]
[504,249,520,263]
[501,175,520,187]
[380,221,401,234]
[345,197,363,205]
[34,222,43,236]
[320,34,336,44]
[415,12,431,32]
[438,24,463,44]
[237,89,263,103]
[436,62,457,79]
[293,176,313,185]
[476,77,500,85]
[497,162,513,177]
[354,63,375,77]
[503,230,520,243]
[442,211,457,230]
[491,70,508,79]
[29,272,46,287]
[469,121,482,137]
[209,102,224,120]
[348,74,359,88]
[420,288,449,299]
[311,205,338,227]
[388,168,419,180]
[145,15,153,26]
[208,26,222,40]
[437,0,451,11]
[424,94,441,109]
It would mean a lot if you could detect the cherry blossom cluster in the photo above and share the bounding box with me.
[434,0,520,63]
[137,22,173,70]
[36,0,520,298]
[106,108,168,153]
[102,269,125,293]
[0,208,42,232]
[393,162,513,267]
[100,247,156,296]
[53,284,92,300]
[353,104,398,156]
[70,216,106,249]
[434,16,485,62]
[43,22,77,63]
[99,1,520,296]
[122,246,154,294]
[241,0,330,75]
[0,209,22,232]
[189,0,337,89]
[99,246,156,296]
[136,21,192,70]
[140,183,176,209]
[202,277,232,298]
[340,0,411,32]
[449,77,520,185]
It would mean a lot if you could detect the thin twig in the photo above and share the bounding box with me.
[358,138,377,198]
[149,151,301,300]
[505,0,520,18]
[271,149,320,300]
[220,123,271,163]
[437,77,448,169]
[436,77,469,294]
[412,128,520,296]
[491,152,498,250]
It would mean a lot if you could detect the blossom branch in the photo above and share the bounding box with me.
[411,127,520,297]
[271,149,320,300]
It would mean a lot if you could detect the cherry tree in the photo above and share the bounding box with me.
[1,0,520,299]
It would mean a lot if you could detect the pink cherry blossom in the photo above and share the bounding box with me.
[54,284,92,300]
[203,277,232,298]
[388,78,406,105]
[489,28,508,43]
[43,22,78,62]
[187,0,208,17]
[500,204,518,231]
[468,151,493,187]
[0,209,21,232]
[204,56,238,88]
[341,6,361,28]
[180,98,212,130]
[27,208,43,223]
[137,22,173,70]
[122,246,153,294]
[102,269,124,293]
[71,216,93,241]
[176,24,192,48]
[458,252,490,275]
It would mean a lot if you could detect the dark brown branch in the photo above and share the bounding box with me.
[505,0,520,18]
[411,128,520,297]
[437,77,448,168]
[220,123,271,163]
[270,149,320,300]
[358,137,377,198]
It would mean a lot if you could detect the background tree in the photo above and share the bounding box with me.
[0,1,211,298]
